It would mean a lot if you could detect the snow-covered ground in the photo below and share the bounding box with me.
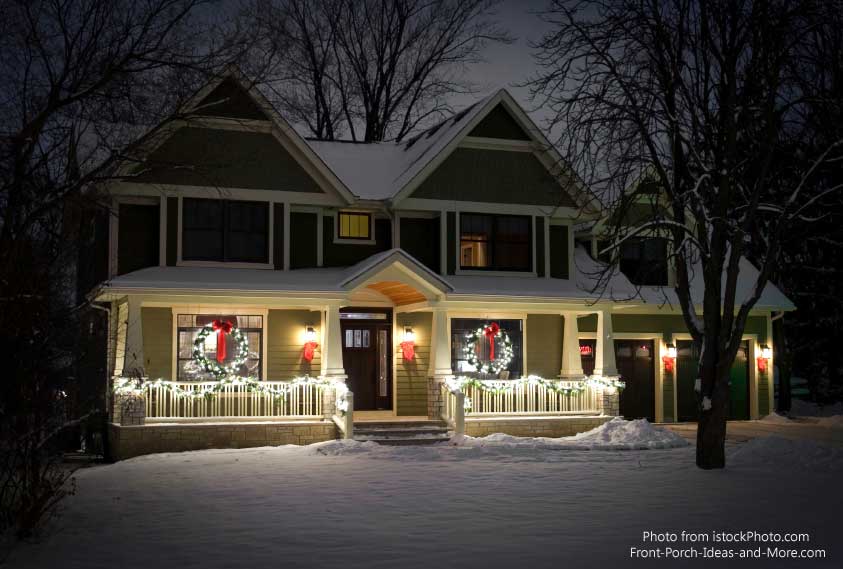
[11,421,843,569]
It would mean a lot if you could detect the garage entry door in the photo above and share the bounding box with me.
[676,340,750,422]
[615,340,655,421]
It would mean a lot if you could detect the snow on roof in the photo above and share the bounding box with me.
[305,91,499,201]
[101,246,793,310]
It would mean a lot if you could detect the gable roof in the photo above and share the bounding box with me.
[305,89,599,213]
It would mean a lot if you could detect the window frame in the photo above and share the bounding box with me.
[457,212,534,274]
[334,210,376,245]
[178,197,272,268]
[175,313,265,381]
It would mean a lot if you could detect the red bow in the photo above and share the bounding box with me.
[400,341,415,361]
[483,323,500,360]
[212,320,233,363]
[303,341,319,362]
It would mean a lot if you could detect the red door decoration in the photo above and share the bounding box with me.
[756,357,767,372]
[400,340,415,361]
[483,322,500,360]
[211,319,233,363]
[662,355,675,373]
[303,341,319,362]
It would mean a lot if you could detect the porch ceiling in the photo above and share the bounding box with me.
[366,280,426,306]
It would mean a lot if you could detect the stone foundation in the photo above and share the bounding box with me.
[112,393,145,426]
[427,378,444,419]
[465,415,612,438]
[108,421,338,461]
[601,389,620,417]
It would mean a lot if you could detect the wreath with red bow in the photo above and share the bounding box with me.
[192,320,250,379]
[463,322,514,375]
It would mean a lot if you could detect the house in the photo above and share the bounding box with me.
[85,70,794,459]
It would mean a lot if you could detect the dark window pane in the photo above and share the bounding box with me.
[183,199,224,261]
[459,213,532,271]
[619,238,668,286]
[227,201,268,262]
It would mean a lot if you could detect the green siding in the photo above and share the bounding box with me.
[273,203,284,270]
[535,217,545,277]
[396,312,431,416]
[399,216,440,273]
[289,212,318,268]
[758,369,771,416]
[322,217,391,267]
[468,104,530,140]
[166,197,178,266]
[411,148,578,207]
[526,314,562,378]
[134,127,323,191]
[549,225,569,279]
[142,308,172,379]
[662,370,675,422]
[267,310,321,379]
[192,78,268,120]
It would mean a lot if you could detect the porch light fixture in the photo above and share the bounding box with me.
[662,343,677,373]
[400,326,415,361]
[303,326,319,362]
[757,344,772,372]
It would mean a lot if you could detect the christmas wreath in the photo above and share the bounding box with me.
[192,320,250,379]
[464,322,514,374]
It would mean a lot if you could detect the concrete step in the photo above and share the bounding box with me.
[353,420,451,445]
[361,437,451,446]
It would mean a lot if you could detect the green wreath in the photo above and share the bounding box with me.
[464,322,514,375]
[192,321,250,379]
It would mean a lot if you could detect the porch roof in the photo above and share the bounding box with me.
[98,247,794,311]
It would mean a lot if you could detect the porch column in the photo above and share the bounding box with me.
[559,311,584,378]
[120,297,144,377]
[594,308,618,377]
[428,308,452,378]
[322,304,347,379]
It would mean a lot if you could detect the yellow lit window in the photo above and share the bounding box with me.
[338,212,371,239]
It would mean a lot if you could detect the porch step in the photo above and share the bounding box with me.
[353,420,451,445]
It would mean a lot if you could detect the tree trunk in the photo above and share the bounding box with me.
[696,366,730,469]
[773,315,792,413]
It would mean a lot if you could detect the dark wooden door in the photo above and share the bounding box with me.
[118,203,159,275]
[341,321,392,411]
[676,340,701,422]
[615,340,655,421]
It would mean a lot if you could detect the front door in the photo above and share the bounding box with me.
[340,311,392,411]
[677,340,750,421]
[615,339,656,421]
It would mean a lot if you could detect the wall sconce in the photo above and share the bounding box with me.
[757,344,771,372]
[400,326,415,361]
[662,343,677,373]
[303,326,319,362]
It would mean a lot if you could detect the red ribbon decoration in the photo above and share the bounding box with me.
[483,323,500,360]
[303,341,319,362]
[400,341,415,361]
[662,355,675,373]
[212,320,233,363]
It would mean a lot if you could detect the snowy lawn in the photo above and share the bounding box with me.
[10,420,843,569]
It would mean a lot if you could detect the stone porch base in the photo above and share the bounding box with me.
[108,420,337,461]
[465,415,612,438]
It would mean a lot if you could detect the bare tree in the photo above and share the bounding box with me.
[251,0,512,141]
[0,0,250,542]
[528,0,843,469]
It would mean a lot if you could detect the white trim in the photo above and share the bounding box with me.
[399,197,582,218]
[766,313,774,416]
[169,305,269,381]
[612,332,664,423]
[108,182,346,206]
[459,136,535,152]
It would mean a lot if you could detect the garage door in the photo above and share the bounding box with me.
[615,340,655,421]
[676,340,750,421]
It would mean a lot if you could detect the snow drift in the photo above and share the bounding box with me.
[729,435,843,471]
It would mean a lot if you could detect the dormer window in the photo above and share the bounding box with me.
[182,198,269,264]
[460,213,531,272]
[337,211,372,240]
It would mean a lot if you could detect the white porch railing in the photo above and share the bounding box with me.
[448,378,602,417]
[440,382,466,436]
[143,380,326,419]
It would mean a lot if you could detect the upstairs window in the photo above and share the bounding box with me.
[182,198,268,263]
[619,237,668,286]
[337,211,372,240]
[460,213,532,272]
